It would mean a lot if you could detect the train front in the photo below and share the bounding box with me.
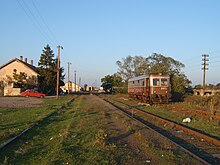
[149,74,171,103]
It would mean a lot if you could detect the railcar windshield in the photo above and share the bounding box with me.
[153,78,160,86]
[153,78,168,86]
[161,78,168,86]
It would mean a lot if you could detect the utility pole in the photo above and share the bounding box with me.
[74,70,77,93]
[56,45,63,99]
[67,62,71,94]
[79,77,81,91]
[202,54,209,95]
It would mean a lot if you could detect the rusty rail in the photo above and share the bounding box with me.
[159,104,220,121]
[103,98,216,165]
[118,101,220,147]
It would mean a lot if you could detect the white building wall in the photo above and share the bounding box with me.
[60,82,81,93]
[0,60,38,81]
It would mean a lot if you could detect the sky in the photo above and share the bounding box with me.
[1,0,220,87]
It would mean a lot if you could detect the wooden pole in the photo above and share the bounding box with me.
[68,62,71,94]
[56,45,63,99]
[202,54,209,96]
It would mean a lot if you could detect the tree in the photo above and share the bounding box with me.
[116,53,191,101]
[101,75,113,93]
[146,53,191,100]
[9,69,37,89]
[38,44,65,95]
[216,83,220,89]
[146,53,185,75]
[101,74,126,93]
[116,55,148,80]
[38,44,56,69]
[12,69,28,88]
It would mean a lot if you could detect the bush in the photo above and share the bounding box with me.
[184,94,220,114]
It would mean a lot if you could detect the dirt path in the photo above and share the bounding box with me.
[89,95,199,164]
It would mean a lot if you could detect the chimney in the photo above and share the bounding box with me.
[20,56,23,61]
[24,58,27,63]
[30,60,33,66]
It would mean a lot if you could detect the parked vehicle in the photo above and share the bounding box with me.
[128,74,171,103]
[21,89,46,98]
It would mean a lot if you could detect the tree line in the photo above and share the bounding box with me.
[101,53,191,101]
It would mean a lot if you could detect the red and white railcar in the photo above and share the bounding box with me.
[128,74,171,103]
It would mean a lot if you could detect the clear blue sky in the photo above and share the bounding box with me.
[1,0,220,86]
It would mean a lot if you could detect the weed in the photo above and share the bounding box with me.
[94,129,108,147]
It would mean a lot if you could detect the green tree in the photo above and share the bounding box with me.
[116,53,191,101]
[101,75,113,93]
[116,55,148,80]
[38,44,56,69]
[11,69,37,89]
[38,44,64,95]
[12,69,27,87]
[101,74,126,93]
[146,53,184,74]
[146,53,191,100]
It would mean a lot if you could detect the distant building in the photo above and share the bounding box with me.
[84,85,99,92]
[0,56,38,96]
[193,87,220,96]
[60,81,82,93]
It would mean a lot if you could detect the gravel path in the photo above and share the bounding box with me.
[0,97,44,108]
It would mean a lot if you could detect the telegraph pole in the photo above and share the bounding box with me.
[74,70,77,93]
[79,77,81,91]
[67,62,71,94]
[56,45,63,99]
[202,54,209,95]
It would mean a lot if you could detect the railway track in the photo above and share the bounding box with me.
[103,98,220,165]
[0,96,77,152]
[158,104,220,121]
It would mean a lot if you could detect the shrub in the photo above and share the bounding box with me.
[184,94,220,114]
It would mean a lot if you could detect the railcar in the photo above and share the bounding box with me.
[128,74,171,103]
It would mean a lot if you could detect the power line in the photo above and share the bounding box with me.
[209,60,220,64]
[208,50,220,54]
[21,0,55,44]
[17,0,55,45]
[17,0,49,42]
[30,0,59,44]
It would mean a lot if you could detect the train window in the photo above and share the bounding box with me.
[153,78,160,86]
[161,78,168,86]
[142,81,145,86]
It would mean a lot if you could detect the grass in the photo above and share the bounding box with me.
[0,95,74,146]
[114,96,220,138]
[145,105,220,138]
[0,95,201,164]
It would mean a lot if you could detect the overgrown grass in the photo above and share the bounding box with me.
[184,94,220,114]
[0,95,73,146]
[113,96,220,138]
